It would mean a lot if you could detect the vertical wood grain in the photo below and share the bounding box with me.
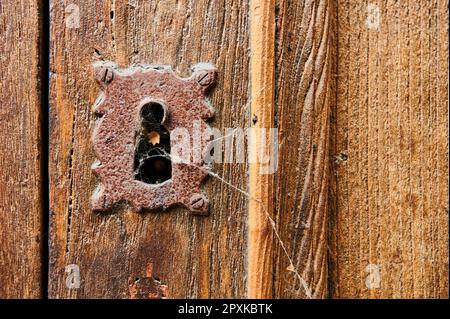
[273,0,334,298]
[248,0,276,299]
[49,0,249,298]
[0,0,43,298]
[330,0,449,298]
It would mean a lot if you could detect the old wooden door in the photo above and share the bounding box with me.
[0,0,448,299]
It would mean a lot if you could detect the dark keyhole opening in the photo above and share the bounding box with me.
[134,102,172,185]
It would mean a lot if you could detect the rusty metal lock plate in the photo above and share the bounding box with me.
[91,62,216,215]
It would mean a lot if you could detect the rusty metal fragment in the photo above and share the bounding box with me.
[91,61,216,215]
[129,263,168,299]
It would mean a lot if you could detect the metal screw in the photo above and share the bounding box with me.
[103,67,114,83]
[189,194,209,215]
[190,194,205,209]
[96,67,114,84]
[196,71,213,87]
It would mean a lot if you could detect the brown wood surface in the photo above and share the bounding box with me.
[274,0,334,298]
[248,0,276,298]
[48,0,249,298]
[0,0,43,298]
[329,0,449,298]
[0,0,448,299]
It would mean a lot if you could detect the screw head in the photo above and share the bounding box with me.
[189,194,209,215]
[103,68,114,83]
[196,70,214,87]
[95,66,114,84]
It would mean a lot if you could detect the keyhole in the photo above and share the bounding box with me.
[134,102,172,184]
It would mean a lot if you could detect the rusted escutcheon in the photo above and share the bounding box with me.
[91,61,216,215]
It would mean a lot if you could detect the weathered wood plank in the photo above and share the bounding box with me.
[329,0,449,298]
[0,0,43,298]
[248,0,276,298]
[273,0,334,298]
[49,0,249,298]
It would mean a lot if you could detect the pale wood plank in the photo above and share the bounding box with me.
[330,0,449,298]
[248,0,276,298]
[0,0,43,298]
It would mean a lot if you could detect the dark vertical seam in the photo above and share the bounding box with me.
[327,0,339,299]
[38,0,50,299]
